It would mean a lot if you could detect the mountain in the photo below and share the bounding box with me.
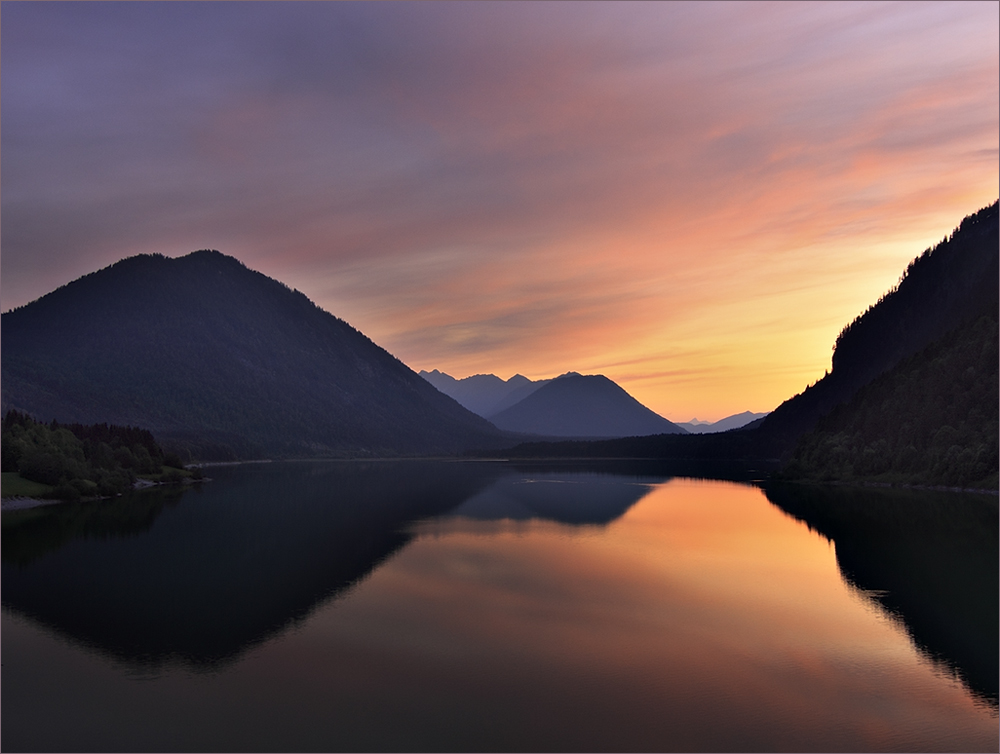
[676,411,769,434]
[755,200,999,456]
[488,372,688,438]
[488,376,552,416]
[784,309,998,487]
[1,251,504,459]
[418,370,548,418]
[499,200,999,471]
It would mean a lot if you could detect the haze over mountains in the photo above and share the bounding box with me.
[418,370,549,418]
[0,251,688,460]
[676,412,768,434]
[421,369,688,438]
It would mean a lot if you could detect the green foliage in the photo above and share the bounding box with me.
[1,472,55,498]
[0,411,185,500]
[785,314,999,488]
[163,452,185,469]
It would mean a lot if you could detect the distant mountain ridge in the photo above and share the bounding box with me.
[418,370,548,417]
[676,411,768,434]
[2,251,505,459]
[421,369,688,439]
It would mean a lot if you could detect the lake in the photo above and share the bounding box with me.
[2,460,996,752]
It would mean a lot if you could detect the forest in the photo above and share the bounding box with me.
[783,312,998,488]
[1,410,198,500]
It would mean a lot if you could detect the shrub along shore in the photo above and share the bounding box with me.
[1,410,203,503]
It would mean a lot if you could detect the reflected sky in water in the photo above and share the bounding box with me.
[2,464,996,752]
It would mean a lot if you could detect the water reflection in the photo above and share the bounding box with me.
[3,466,995,753]
[1,461,666,671]
[764,482,999,708]
[2,485,188,567]
[447,472,660,524]
[1,461,504,669]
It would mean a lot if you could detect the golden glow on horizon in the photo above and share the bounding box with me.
[2,2,997,422]
[312,184,997,421]
[277,478,993,750]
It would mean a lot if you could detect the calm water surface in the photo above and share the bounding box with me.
[2,460,996,752]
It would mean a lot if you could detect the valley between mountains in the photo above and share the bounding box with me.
[2,201,997,496]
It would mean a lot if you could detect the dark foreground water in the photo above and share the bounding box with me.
[2,460,997,752]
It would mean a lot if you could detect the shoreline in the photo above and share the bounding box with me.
[771,477,999,496]
[2,476,212,513]
[1,496,65,512]
[185,459,273,468]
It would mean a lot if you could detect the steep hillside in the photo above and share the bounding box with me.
[1,251,504,459]
[757,200,998,454]
[498,201,999,467]
[784,311,998,487]
[488,373,688,438]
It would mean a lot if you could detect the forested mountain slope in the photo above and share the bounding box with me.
[2,251,504,459]
[500,201,999,467]
[756,200,998,454]
[784,311,998,487]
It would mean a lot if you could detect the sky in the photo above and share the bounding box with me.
[2,1,997,422]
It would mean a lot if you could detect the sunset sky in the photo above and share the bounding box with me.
[2,1,997,422]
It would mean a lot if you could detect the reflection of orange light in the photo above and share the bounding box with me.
[250,478,997,750]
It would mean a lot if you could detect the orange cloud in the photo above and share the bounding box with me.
[2,2,997,421]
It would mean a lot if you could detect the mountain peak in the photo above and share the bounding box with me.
[489,373,686,438]
[420,370,547,417]
[2,253,502,458]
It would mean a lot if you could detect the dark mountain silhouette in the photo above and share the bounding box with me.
[1,251,504,459]
[488,372,688,438]
[785,310,998,487]
[676,411,769,434]
[487,376,552,416]
[755,200,999,456]
[498,201,999,471]
[419,370,548,418]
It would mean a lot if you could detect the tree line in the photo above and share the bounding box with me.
[2,410,197,500]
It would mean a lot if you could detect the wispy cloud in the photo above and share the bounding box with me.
[2,1,996,420]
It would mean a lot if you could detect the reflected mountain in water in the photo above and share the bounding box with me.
[2,486,189,568]
[1,461,657,671]
[764,482,999,707]
[2,461,504,669]
[449,472,663,525]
